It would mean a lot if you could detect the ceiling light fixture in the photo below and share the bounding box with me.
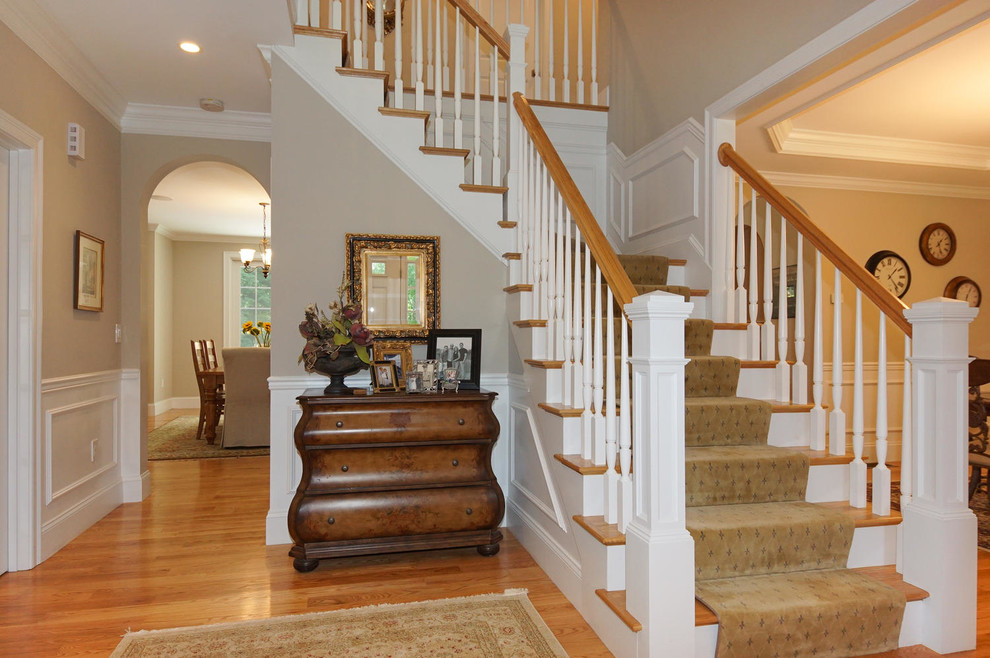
[241,202,272,279]
[179,41,201,53]
[199,98,225,112]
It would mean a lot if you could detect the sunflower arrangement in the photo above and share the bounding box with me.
[242,321,272,347]
[298,276,373,370]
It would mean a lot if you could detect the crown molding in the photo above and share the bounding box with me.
[0,0,127,128]
[766,122,990,171]
[121,103,272,142]
[762,170,990,200]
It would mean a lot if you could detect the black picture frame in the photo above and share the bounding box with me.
[427,329,481,390]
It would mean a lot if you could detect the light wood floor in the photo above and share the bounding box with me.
[0,411,986,657]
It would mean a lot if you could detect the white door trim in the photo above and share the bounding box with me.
[0,108,43,571]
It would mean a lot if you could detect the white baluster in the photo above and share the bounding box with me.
[472,26,482,182]
[433,0,444,146]
[442,3,451,89]
[562,0,570,103]
[295,0,307,27]
[415,0,425,109]
[374,0,385,70]
[593,264,605,464]
[619,314,632,532]
[605,285,617,522]
[532,158,543,324]
[776,216,790,402]
[747,193,759,359]
[533,0,542,99]
[490,39,501,185]
[555,192,566,361]
[792,235,807,403]
[353,0,365,70]
[576,0,584,104]
[761,201,775,359]
[725,174,736,322]
[332,0,342,29]
[453,8,463,148]
[873,313,891,516]
[829,269,846,456]
[572,223,585,412]
[809,250,826,450]
[735,176,746,322]
[562,209,573,406]
[590,0,598,102]
[548,0,556,101]
[900,337,912,503]
[393,0,404,107]
[850,289,867,508]
[582,242,593,460]
[310,0,320,26]
[362,0,369,67]
[426,0,434,87]
[528,143,539,320]
[544,177,556,360]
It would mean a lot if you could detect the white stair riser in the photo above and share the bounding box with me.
[690,294,708,319]
[556,463,604,517]
[737,367,774,399]
[767,411,810,447]
[847,524,898,568]
[574,523,625,591]
[667,264,686,287]
[806,463,849,502]
[711,328,747,360]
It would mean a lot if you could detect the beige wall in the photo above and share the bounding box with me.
[269,56,508,379]
[604,0,872,154]
[152,232,174,403]
[0,22,122,378]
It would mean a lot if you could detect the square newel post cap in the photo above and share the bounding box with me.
[625,290,694,321]
[505,24,529,47]
[905,297,978,357]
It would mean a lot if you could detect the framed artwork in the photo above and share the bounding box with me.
[373,341,414,388]
[427,329,481,390]
[413,359,439,392]
[371,360,399,393]
[74,230,105,312]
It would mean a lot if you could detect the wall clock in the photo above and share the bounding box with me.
[944,276,981,307]
[865,250,911,298]
[919,222,956,266]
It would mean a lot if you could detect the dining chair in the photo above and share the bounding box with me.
[191,339,225,441]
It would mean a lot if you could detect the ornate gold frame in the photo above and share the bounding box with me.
[345,233,440,340]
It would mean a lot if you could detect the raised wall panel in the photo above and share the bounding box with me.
[509,402,567,530]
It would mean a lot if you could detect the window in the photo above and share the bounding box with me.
[223,251,272,348]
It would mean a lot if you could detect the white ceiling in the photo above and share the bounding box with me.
[149,162,271,241]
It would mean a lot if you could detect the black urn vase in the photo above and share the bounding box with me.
[312,346,368,395]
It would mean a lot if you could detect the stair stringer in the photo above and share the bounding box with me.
[273,37,509,260]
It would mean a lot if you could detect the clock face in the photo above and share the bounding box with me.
[866,250,911,298]
[944,276,981,308]
[919,222,956,266]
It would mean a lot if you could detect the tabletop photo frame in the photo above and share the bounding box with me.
[427,329,481,390]
[370,360,399,393]
[373,341,414,389]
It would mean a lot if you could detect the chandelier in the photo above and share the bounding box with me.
[240,202,272,278]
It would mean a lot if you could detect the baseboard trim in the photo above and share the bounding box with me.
[507,500,583,601]
[40,480,121,561]
[147,396,199,416]
[122,470,151,503]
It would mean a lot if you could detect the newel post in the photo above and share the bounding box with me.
[902,297,978,653]
[624,291,695,657]
[505,24,528,225]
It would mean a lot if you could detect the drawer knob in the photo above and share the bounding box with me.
[341,465,349,472]
[465,508,473,515]
[451,459,459,467]
[327,517,335,525]
[458,418,465,425]
[336,421,343,428]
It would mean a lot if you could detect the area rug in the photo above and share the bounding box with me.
[110,590,567,657]
[870,480,990,551]
[148,416,269,461]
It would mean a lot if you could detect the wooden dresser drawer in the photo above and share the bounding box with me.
[292,486,502,543]
[298,398,498,446]
[306,444,490,491]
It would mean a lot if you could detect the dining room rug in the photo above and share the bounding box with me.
[110,590,567,657]
[869,479,990,550]
[147,416,269,461]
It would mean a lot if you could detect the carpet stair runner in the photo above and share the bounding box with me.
[587,255,907,656]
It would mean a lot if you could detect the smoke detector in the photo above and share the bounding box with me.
[199,98,225,112]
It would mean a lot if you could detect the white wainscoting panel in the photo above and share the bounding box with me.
[40,370,128,560]
[266,373,513,546]
[509,402,567,530]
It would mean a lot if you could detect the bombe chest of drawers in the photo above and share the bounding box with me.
[288,389,504,572]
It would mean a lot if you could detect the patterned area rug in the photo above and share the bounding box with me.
[110,590,567,657]
[870,481,990,551]
[148,416,269,461]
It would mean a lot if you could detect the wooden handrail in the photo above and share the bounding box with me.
[446,0,510,59]
[514,92,637,308]
[717,143,912,338]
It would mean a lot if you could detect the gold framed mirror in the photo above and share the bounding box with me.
[345,233,440,340]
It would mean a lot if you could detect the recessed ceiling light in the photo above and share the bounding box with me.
[179,41,200,54]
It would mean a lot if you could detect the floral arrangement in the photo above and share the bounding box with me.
[242,321,272,347]
[298,277,373,370]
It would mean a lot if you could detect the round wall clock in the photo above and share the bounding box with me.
[865,250,911,298]
[944,276,981,307]
[919,222,956,266]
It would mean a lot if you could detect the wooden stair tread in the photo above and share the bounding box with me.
[460,184,508,194]
[694,565,927,626]
[767,400,814,413]
[573,515,625,546]
[595,589,642,632]
[819,501,902,527]
[336,66,389,81]
[741,360,777,368]
[668,258,687,266]
[554,453,607,474]
[689,288,710,297]
[503,284,532,293]
[525,359,564,369]
[528,98,609,112]
[713,322,748,331]
[541,404,584,419]
[513,319,546,328]
[378,107,430,120]
[498,220,517,228]
[420,146,470,158]
[784,447,854,466]
[503,252,521,260]
[294,26,348,39]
